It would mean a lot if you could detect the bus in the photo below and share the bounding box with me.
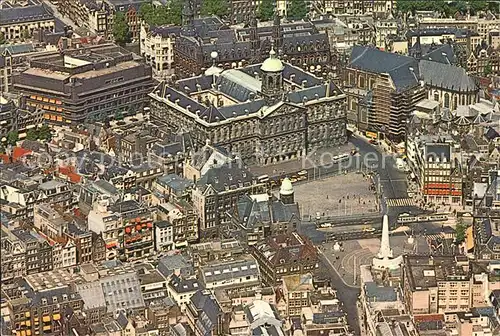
[257,175,269,183]
[332,153,350,163]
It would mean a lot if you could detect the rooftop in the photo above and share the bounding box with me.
[404,256,469,290]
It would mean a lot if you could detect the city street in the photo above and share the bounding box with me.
[42,0,87,36]
[318,253,361,335]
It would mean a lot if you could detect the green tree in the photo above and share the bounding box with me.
[288,0,308,20]
[115,110,124,120]
[26,128,39,141]
[113,12,131,45]
[38,125,52,141]
[200,0,228,17]
[469,0,488,14]
[455,220,467,244]
[139,3,156,24]
[168,0,183,25]
[0,32,6,44]
[484,62,493,76]
[6,131,19,146]
[258,0,274,21]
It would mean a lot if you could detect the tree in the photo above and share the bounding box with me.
[484,62,493,76]
[0,32,5,44]
[115,110,124,120]
[469,0,488,14]
[288,0,308,20]
[38,125,53,142]
[258,0,274,21]
[139,3,156,24]
[455,220,467,244]
[200,0,228,17]
[113,12,131,45]
[6,131,19,146]
[26,128,39,141]
[168,0,183,25]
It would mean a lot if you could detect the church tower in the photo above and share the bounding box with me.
[182,0,195,36]
[280,178,294,204]
[249,13,259,62]
[273,12,283,53]
[260,48,284,105]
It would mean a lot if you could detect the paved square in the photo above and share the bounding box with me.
[293,173,378,218]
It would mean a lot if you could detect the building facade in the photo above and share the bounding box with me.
[14,43,153,125]
[0,2,55,41]
[174,4,331,78]
[252,232,318,286]
[150,51,347,165]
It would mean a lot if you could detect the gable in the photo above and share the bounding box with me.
[260,102,305,119]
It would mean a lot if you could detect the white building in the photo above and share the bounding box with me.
[52,240,77,269]
[229,300,284,336]
[139,23,178,79]
[155,220,174,251]
[167,274,200,311]
[199,255,261,291]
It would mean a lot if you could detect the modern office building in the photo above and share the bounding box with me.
[13,43,153,125]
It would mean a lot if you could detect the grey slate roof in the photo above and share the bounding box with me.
[158,254,193,278]
[0,44,35,55]
[419,59,477,92]
[420,43,456,65]
[168,275,201,293]
[190,290,221,336]
[152,61,340,124]
[157,174,193,195]
[425,144,451,161]
[236,195,299,229]
[200,256,259,285]
[0,3,54,25]
[197,164,255,193]
[364,282,398,302]
[349,46,419,92]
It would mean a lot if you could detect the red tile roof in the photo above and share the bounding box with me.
[414,314,444,322]
[0,147,33,163]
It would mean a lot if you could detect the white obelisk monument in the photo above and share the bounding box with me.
[372,215,403,270]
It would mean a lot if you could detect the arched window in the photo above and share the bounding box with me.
[359,76,365,88]
[434,92,439,101]
[461,95,465,105]
[453,96,458,110]
[349,73,354,85]
[444,93,450,108]
[268,76,273,88]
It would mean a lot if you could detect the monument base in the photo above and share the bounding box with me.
[372,255,403,271]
